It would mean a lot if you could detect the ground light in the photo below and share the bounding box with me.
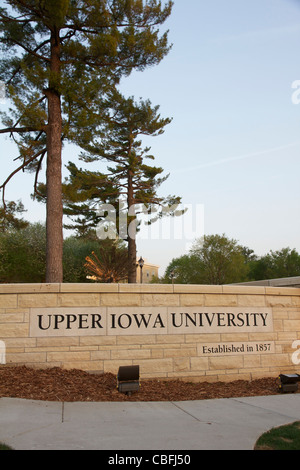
[117,365,140,396]
[278,373,300,393]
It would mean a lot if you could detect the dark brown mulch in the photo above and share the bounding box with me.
[0,365,293,402]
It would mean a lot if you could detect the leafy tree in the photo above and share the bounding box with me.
[63,91,182,283]
[0,223,128,283]
[0,0,173,282]
[190,234,249,285]
[0,223,46,283]
[162,234,249,285]
[250,248,300,280]
[162,254,203,284]
[62,236,100,282]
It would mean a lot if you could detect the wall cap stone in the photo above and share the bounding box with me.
[0,282,299,296]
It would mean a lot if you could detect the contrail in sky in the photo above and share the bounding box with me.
[172,142,300,174]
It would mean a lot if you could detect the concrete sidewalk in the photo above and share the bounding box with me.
[0,394,300,450]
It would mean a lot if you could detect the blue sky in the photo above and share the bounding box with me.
[1,0,300,275]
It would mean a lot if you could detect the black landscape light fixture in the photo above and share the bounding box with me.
[138,256,144,283]
[117,365,140,396]
[170,270,175,285]
[278,373,300,393]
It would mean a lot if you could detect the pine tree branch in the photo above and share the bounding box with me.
[10,38,50,63]
[0,127,44,135]
[34,150,47,199]
[0,147,46,209]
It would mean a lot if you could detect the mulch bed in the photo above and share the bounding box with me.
[0,365,294,402]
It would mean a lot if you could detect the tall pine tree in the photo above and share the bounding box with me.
[64,91,182,283]
[0,0,173,282]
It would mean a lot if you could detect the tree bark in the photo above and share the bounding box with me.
[127,170,137,283]
[45,29,63,283]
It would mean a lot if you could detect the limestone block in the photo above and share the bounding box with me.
[185,333,221,343]
[61,283,118,293]
[119,284,173,293]
[283,320,300,331]
[150,349,164,359]
[111,349,151,360]
[204,294,237,307]
[208,356,243,370]
[0,295,18,308]
[37,337,79,347]
[217,373,251,382]
[174,285,222,294]
[277,332,298,341]
[62,361,104,372]
[7,352,46,363]
[100,294,141,307]
[156,334,185,344]
[190,356,209,370]
[261,354,291,368]
[0,323,29,338]
[4,337,36,349]
[248,332,276,341]
[90,350,111,361]
[173,357,190,372]
[58,294,100,307]
[292,297,300,306]
[163,347,196,358]
[272,309,289,319]
[46,351,91,363]
[237,295,266,307]
[18,294,57,308]
[103,360,132,374]
[135,358,173,374]
[243,355,261,368]
[266,296,293,307]
[223,286,265,295]
[179,294,204,306]
[117,335,156,345]
[0,312,25,323]
[0,284,59,294]
[141,294,180,307]
[80,336,117,346]
[220,333,249,342]
[287,310,300,319]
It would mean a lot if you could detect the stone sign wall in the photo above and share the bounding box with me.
[0,283,299,382]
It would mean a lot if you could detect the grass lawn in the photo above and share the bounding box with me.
[0,443,13,450]
[254,421,300,450]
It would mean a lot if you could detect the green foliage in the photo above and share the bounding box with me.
[0,201,29,232]
[0,442,13,450]
[0,223,46,283]
[250,248,300,280]
[0,223,129,283]
[162,234,300,285]
[64,90,181,236]
[63,90,181,282]
[62,236,100,282]
[189,234,249,285]
[0,0,174,281]
[164,254,203,284]
[0,0,174,190]
[166,234,248,285]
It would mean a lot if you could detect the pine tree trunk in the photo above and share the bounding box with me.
[45,29,63,283]
[127,170,137,283]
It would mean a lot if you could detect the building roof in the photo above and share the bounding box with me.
[231,276,300,288]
